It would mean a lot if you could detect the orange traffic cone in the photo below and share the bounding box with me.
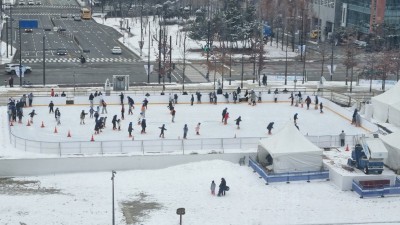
[345,144,349,151]
[90,135,95,142]
[54,127,58,133]
[41,121,45,128]
[67,130,71,137]
[26,120,31,126]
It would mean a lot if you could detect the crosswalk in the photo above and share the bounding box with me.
[21,57,139,63]
[16,5,80,9]
[13,13,78,16]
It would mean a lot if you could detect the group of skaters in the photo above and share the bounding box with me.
[7,93,35,124]
[288,91,324,113]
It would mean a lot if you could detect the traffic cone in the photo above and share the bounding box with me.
[345,144,349,152]
[54,126,58,133]
[67,130,71,137]
[90,135,95,142]
[26,120,31,126]
[41,121,45,128]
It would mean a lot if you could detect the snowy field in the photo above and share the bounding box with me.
[1,160,400,225]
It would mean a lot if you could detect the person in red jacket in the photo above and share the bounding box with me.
[224,112,229,125]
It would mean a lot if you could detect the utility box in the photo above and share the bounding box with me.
[112,75,129,91]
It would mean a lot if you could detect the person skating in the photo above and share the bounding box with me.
[141,118,147,134]
[210,180,216,195]
[117,119,121,131]
[190,94,194,106]
[112,115,118,130]
[127,96,134,115]
[267,122,274,135]
[222,108,228,122]
[217,178,227,197]
[320,102,324,113]
[305,96,312,109]
[56,110,61,125]
[101,100,107,114]
[141,104,146,118]
[17,110,23,124]
[235,116,242,129]
[48,101,54,113]
[28,93,33,107]
[128,122,133,137]
[294,113,298,123]
[89,93,94,108]
[315,95,319,110]
[233,91,237,104]
[159,124,167,138]
[213,92,217,105]
[351,109,358,125]
[224,112,230,125]
[80,110,88,125]
[28,109,36,123]
[183,124,188,139]
[54,108,60,120]
[94,111,99,123]
[171,109,176,123]
[121,104,125,120]
[195,123,201,135]
[196,92,202,103]
[119,92,124,104]
[289,92,294,106]
[224,92,229,103]
[89,107,94,118]
[174,93,178,104]
[142,98,148,109]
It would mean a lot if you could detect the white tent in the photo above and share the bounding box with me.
[257,123,323,173]
[388,102,400,127]
[371,82,400,123]
[380,132,400,170]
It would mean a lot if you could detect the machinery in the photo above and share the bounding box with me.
[347,135,388,174]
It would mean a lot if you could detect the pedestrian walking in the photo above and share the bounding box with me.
[235,116,242,129]
[267,122,274,135]
[183,124,188,139]
[210,180,216,195]
[262,74,267,86]
[339,130,346,147]
[159,124,167,138]
[80,110,88,125]
[128,122,133,137]
[195,123,201,135]
[48,101,54,113]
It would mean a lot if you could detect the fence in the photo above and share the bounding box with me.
[352,178,400,198]
[9,130,359,156]
[248,157,329,185]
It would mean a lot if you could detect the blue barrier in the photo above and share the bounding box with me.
[352,178,400,198]
[248,157,329,185]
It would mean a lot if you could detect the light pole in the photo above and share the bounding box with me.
[147,22,150,83]
[19,26,22,86]
[111,170,116,225]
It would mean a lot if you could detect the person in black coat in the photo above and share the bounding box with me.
[128,122,133,137]
[352,109,358,125]
[218,178,227,196]
[48,101,54,113]
[222,108,228,122]
[267,122,274,135]
[159,124,167,138]
[89,93,94,107]
[190,94,194,106]
[320,102,324,113]
[94,111,99,123]
[142,98,149,109]
[235,116,242,129]
[141,118,147,134]
[28,109,36,123]
[289,93,294,106]
[112,115,118,130]
[294,113,298,123]
[119,92,124,104]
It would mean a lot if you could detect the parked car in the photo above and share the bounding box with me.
[112,46,122,54]
[56,48,68,56]
[73,16,82,21]
[36,0,41,4]
[19,1,25,5]
[60,14,68,18]
[5,64,32,74]
[28,0,34,5]
[24,28,33,33]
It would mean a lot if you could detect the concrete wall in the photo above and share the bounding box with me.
[0,152,256,176]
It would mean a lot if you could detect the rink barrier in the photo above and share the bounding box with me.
[9,133,360,156]
[352,178,400,198]
[248,157,329,184]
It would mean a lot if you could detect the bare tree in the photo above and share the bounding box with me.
[375,51,393,91]
[342,41,358,92]
[361,54,380,93]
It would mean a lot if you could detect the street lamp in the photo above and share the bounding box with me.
[111,170,116,225]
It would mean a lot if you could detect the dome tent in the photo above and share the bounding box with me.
[257,123,323,173]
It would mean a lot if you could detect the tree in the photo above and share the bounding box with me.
[342,41,358,92]
[375,51,393,91]
[361,54,380,93]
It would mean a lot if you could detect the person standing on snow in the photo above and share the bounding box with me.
[48,101,54,113]
[222,108,228,122]
[218,178,227,197]
[183,124,188,139]
[195,123,201,135]
[339,130,346,147]
[80,110,88,125]
[210,180,216,195]
[128,122,133,137]
[267,122,274,135]
[159,124,167,138]
[235,116,242,129]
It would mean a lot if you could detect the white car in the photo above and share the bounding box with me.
[19,1,25,5]
[28,0,34,5]
[111,46,122,54]
[5,64,32,74]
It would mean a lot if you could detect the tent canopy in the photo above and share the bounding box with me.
[380,132,400,170]
[257,123,323,173]
[372,82,400,122]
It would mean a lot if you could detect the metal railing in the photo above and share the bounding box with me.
[9,131,359,156]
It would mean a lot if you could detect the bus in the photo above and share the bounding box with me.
[80,8,91,20]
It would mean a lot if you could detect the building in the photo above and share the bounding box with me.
[311,0,343,41]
